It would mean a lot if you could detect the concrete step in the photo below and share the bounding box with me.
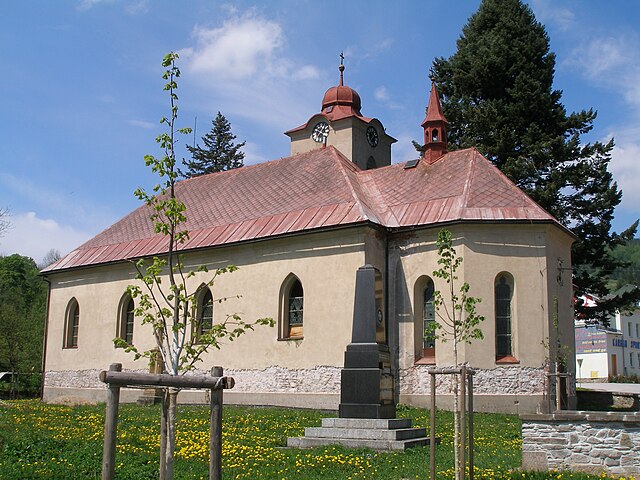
[287,417,438,451]
[305,426,427,441]
[321,417,412,429]
[287,435,432,451]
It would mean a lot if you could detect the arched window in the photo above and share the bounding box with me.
[495,273,514,359]
[117,295,135,345]
[64,298,79,349]
[414,276,436,363]
[423,280,436,356]
[366,156,376,170]
[281,275,304,339]
[431,129,439,142]
[196,289,213,340]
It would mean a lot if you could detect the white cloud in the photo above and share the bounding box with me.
[574,36,633,78]
[610,139,640,213]
[178,12,325,138]
[374,86,403,111]
[124,0,148,15]
[76,0,115,11]
[242,141,270,166]
[0,212,92,262]
[0,172,117,236]
[77,0,147,14]
[292,65,320,81]
[374,86,390,102]
[391,133,421,164]
[344,38,394,64]
[128,119,156,129]
[530,0,575,31]
[180,15,284,79]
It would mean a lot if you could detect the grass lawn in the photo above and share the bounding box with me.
[0,400,629,479]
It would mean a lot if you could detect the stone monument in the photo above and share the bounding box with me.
[339,264,395,418]
[288,265,432,451]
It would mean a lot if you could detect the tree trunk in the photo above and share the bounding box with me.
[453,372,460,480]
[159,390,168,480]
[453,341,460,480]
[164,388,179,480]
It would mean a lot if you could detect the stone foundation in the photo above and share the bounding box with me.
[521,411,640,477]
[44,365,548,413]
[399,364,545,395]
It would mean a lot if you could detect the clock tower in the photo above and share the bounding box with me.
[285,58,396,170]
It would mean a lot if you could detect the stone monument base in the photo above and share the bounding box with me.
[287,417,437,451]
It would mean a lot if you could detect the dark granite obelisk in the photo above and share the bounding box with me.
[339,264,395,419]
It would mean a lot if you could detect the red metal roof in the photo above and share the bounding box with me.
[43,146,561,273]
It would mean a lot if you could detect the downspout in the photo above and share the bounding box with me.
[40,275,51,401]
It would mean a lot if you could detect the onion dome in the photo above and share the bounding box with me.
[321,60,362,116]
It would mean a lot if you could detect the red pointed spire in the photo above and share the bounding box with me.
[421,82,448,164]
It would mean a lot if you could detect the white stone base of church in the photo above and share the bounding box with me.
[43,364,548,414]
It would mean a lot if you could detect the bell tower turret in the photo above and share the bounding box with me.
[285,56,396,169]
[421,82,448,164]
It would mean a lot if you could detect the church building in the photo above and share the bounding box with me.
[42,63,576,413]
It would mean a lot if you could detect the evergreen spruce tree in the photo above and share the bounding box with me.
[431,0,638,320]
[182,112,245,177]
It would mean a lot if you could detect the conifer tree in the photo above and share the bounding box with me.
[182,112,245,177]
[430,0,638,320]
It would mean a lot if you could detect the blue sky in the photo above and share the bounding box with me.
[2,0,640,263]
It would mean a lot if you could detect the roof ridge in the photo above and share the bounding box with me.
[330,148,381,223]
[461,149,477,208]
[358,169,400,227]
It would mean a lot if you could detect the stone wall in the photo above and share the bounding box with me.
[521,411,640,477]
[45,365,548,413]
[46,365,545,397]
[400,365,545,395]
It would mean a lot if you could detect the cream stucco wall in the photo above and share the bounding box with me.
[391,222,574,410]
[44,228,370,377]
[43,221,574,413]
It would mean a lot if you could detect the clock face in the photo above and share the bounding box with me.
[367,126,379,147]
[312,122,330,143]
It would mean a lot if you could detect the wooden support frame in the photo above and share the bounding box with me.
[546,370,573,412]
[428,367,476,480]
[99,363,234,480]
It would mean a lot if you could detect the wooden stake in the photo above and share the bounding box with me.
[430,370,436,480]
[460,366,466,479]
[210,366,223,480]
[468,372,474,480]
[101,363,122,480]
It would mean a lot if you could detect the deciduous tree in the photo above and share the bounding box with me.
[430,229,484,480]
[119,52,272,480]
[0,207,10,240]
[430,0,638,320]
[0,254,47,398]
[39,249,62,269]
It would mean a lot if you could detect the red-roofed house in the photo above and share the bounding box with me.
[41,66,576,413]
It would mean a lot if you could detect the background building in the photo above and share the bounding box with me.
[576,305,640,380]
